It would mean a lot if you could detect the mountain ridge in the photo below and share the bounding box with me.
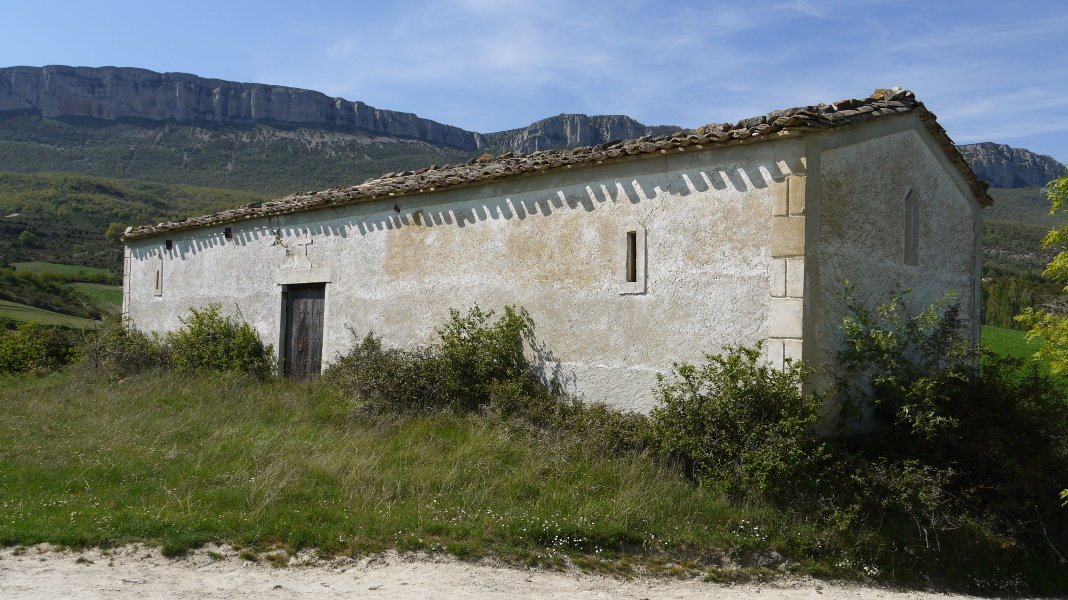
[956,142,1064,189]
[0,65,681,155]
[0,65,1063,195]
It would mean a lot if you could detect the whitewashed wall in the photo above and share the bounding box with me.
[807,117,983,413]
[126,140,806,412]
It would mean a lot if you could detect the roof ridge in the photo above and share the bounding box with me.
[124,88,990,240]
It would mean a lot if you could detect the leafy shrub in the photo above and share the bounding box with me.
[838,288,974,438]
[837,288,1068,587]
[649,344,827,496]
[487,377,651,454]
[0,321,79,374]
[324,331,449,411]
[438,306,535,411]
[324,306,652,454]
[77,317,166,380]
[166,304,275,379]
[325,306,535,413]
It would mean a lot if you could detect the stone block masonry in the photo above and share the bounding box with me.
[768,174,807,370]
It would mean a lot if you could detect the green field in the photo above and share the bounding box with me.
[12,261,111,279]
[981,325,1044,359]
[69,283,122,314]
[0,299,96,328]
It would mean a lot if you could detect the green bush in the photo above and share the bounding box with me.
[438,306,535,411]
[166,304,275,379]
[649,344,827,497]
[486,376,651,455]
[324,331,447,411]
[838,288,974,438]
[76,317,166,380]
[0,321,79,374]
[324,306,652,454]
[325,306,535,413]
[836,288,1068,587]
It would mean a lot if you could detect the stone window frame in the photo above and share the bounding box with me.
[618,218,647,295]
[904,189,919,266]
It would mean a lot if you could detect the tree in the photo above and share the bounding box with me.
[104,222,127,247]
[1016,170,1068,375]
[17,230,38,248]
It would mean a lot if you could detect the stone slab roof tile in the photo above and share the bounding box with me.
[123,88,991,241]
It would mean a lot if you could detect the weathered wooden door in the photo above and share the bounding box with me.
[283,284,325,379]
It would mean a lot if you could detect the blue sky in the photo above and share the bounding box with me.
[3,0,1067,162]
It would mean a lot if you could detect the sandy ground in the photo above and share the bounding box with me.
[0,545,982,600]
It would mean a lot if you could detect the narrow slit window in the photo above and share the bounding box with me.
[904,192,919,266]
[625,231,637,283]
[619,220,646,294]
[153,267,163,296]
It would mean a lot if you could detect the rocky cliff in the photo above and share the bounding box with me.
[4,65,1064,190]
[957,142,1064,188]
[0,65,487,150]
[0,65,679,155]
[483,114,679,153]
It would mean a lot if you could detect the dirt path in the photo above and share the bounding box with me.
[0,545,979,599]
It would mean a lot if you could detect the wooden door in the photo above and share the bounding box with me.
[283,284,325,379]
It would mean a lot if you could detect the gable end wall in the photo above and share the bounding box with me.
[806,115,983,416]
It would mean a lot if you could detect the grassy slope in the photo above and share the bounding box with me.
[981,325,1040,359]
[0,372,790,577]
[3,368,1062,591]
[0,300,95,328]
[0,267,104,320]
[68,283,122,314]
[12,261,111,279]
[986,187,1067,227]
[983,186,1068,277]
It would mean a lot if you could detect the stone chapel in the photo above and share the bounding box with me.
[122,88,988,412]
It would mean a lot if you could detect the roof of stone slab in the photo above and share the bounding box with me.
[123,88,991,241]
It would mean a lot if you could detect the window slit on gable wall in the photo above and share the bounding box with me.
[904,191,919,266]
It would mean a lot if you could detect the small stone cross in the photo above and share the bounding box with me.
[291,236,313,269]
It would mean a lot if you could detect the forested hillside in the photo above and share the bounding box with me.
[0,172,266,270]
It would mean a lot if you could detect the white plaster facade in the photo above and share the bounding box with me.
[123,112,983,413]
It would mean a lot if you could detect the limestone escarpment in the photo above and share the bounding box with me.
[6,65,1057,195]
[957,142,1064,188]
[0,65,488,150]
[484,114,680,153]
[0,65,681,155]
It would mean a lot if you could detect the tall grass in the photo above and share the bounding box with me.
[0,371,784,572]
